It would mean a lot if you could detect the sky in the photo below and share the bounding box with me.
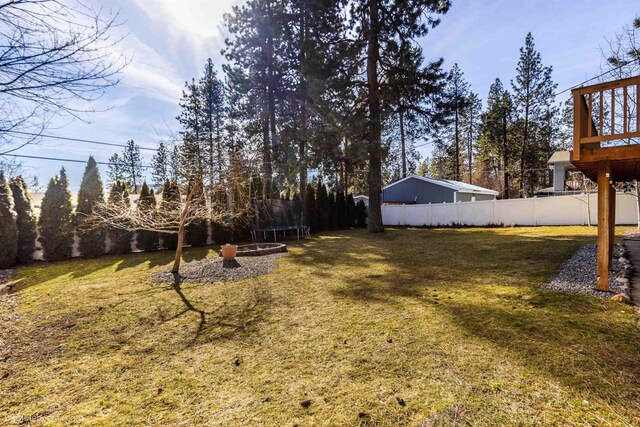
[3,0,639,191]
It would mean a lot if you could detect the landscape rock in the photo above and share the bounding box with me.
[541,244,627,298]
[611,294,631,304]
[152,253,283,284]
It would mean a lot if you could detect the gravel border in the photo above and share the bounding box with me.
[0,269,12,295]
[541,243,632,298]
[152,253,284,284]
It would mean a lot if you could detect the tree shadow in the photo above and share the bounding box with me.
[307,227,640,403]
[165,271,273,347]
[182,246,213,263]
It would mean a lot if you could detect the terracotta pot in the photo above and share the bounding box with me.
[221,244,238,260]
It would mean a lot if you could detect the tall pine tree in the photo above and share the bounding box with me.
[122,140,143,193]
[350,0,450,232]
[151,142,170,190]
[478,79,515,198]
[511,33,557,197]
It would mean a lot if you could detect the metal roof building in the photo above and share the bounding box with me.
[382,175,498,204]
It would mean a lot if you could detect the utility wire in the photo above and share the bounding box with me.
[1,153,154,168]
[2,130,160,152]
[552,57,640,97]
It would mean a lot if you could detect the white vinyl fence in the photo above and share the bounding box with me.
[382,193,638,227]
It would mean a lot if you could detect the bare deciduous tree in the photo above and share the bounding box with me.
[0,0,127,152]
[84,159,252,274]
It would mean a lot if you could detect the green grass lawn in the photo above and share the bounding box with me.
[1,227,639,426]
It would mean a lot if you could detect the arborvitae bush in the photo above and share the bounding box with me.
[107,180,132,255]
[355,200,367,227]
[160,180,180,250]
[316,181,330,231]
[346,194,356,228]
[38,168,73,262]
[76,156,106,258]
[336,192,347,228]
[136,182,159,252]
[305,183,316,230]
[9,176,36,264]
[292,194,303,225]
[211,183,233,244]
[186,178,208,247]
[328,191,337,229]
[0,173,18,268]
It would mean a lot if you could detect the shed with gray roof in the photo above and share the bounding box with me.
[381,175,498,204]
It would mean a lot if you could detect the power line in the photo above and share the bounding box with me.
[3,130,161,152]
[0,153,154,168]
[553,57,640,97]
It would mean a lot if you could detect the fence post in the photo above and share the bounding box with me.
[493,199,496,225]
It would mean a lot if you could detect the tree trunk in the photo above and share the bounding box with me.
[468,107,473,185]
[298,2,308,205]
[366,0,383,233]
[636,180,640,229]
[172,225,185,274]
[344,137,349,195]
[519,102,529,197]
[454,106,460,181]
[400,108,406,178]
[262,88,272,191]
[502,114,509,199]
[171,179,197,274]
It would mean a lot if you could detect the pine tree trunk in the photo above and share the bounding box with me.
[468,107,473,185]
[502,116,509,199]
[366,0,383,233]
[635,180,640,229]
[454,106,460,181]
[262,89,272,190]
[400,108,407,178]
[298,1,308,206]
[520,106,529,197]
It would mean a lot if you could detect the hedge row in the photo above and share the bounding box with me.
[0,161,368,267]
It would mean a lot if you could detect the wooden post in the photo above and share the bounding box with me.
[597,161,612,291]
[608,178,616,271]
[573,91,582,161]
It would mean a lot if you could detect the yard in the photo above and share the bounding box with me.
[1,227,639,426]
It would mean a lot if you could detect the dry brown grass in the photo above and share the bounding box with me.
[1,226,639,426]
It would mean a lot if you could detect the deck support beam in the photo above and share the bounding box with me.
[597,161,615,291]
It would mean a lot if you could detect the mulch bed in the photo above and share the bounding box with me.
[541,243,630,298]
[152,253,284,284]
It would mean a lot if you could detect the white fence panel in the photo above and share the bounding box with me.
[381,204,405,226]
[431,203,458,226]
[535,195,583,225]
[460,200,494,226]
[494,198,535,225]
[404,205,430,226]
[382,193,638,227]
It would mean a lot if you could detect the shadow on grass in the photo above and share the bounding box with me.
[298,227,640,404]
[165,271,273,347]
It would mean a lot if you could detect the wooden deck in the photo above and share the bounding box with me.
[570,75,640,291]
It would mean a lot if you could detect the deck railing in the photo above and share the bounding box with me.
[572,75,640,161]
